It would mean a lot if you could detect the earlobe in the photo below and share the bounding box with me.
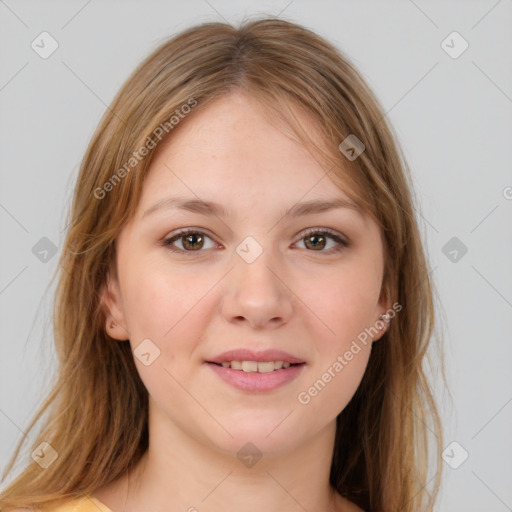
[372,285,393,342]
[378,311,391,330]
[371,312,391,343]
[100,272,129,341]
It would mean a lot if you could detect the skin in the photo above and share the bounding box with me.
[95,91,390,512]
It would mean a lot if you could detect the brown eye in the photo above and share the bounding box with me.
[304,233,327,251]
[295,229,349,254]
[163,230,216,253]
[181,232,204,250]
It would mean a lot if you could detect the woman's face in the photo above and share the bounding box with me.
[104,91,390,456]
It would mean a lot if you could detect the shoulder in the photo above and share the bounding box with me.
[53,496,114,512]
[5,496,113,512]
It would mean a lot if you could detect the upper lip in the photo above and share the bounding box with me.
[207,349,305,365]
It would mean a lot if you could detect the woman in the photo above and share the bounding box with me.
[0,17,444,512]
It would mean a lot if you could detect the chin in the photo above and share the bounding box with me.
[206,414,308,457]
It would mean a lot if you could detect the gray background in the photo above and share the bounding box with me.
[1,1,511,510]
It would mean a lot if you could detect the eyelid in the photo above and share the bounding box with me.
[161,227,220,253]
[295,227,350,247]
[162,226,350,253]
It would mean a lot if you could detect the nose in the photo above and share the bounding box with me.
[221,249,294,330]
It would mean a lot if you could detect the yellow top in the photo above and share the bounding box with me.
[50,496,114,512]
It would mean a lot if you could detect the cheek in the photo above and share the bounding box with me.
[295,258,381,416]
[296,272,376,416]
[120,260,218,367]
[301,261,382,348]
[120,258,199,332]
[298,345,371,423]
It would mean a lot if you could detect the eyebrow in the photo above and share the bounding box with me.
[141,196,362,220]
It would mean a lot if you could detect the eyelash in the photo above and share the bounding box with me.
[161,227,350,255]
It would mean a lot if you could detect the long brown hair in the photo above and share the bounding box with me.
[0,17,445,512]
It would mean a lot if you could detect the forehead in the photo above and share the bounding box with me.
[139,91,360,213]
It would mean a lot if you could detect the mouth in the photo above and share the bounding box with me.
[208,360,303,372]
[206,348,305,366]
[205,349,306,392]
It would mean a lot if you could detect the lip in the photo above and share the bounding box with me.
[206,349,305,365]
[206,361,305,392]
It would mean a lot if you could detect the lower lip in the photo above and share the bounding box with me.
[206,362,305,392]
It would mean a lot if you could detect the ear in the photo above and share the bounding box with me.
[100,268,129,341]
[372,283,394,343]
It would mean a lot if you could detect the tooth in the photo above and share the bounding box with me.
[258,361,275,373]
[222,360,296,371]
[242,361,258,372]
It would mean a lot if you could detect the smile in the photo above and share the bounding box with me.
[215,360,295,372]
[206,361,305,392]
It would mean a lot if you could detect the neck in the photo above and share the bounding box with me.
[97,398,344,512]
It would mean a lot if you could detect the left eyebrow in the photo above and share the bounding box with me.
[141,196,362,220]
[286,198,362,217]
